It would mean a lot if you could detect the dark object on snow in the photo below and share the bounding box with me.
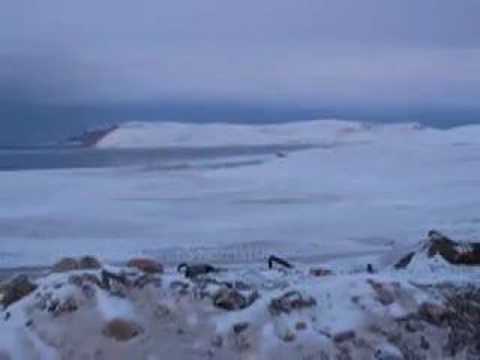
[102,318,143,342]
[52,257,80,273]
[269,290,316,316]
[394,252,416,269]
[275,152,287,158]
[395,230,480,269]
[127,258,163,274]
[333,330,356,343]
[367,264,375,273]
[51,256,102,273]
[233,322,250,334]
[426,230,480,265]
[268,255,293,270]
[78,256,102,270]
[177,263,218,279]
[101,270,130,290]
[367,279,395,306]
[309,267,333,277]
[212,287,258,311]
[0,275,37,309]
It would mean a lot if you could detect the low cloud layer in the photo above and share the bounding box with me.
[1,1,480,115]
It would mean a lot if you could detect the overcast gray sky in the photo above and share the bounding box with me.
[1,1,480,121]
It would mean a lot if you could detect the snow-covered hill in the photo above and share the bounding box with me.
[95,120,480,148]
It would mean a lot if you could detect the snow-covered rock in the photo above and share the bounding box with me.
[2,238,480,359]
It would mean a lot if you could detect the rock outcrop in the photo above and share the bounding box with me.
[395,230,480,269]
[52,256,102,273]
[0,275,37,308]
[102,318,143,342]
[127,258,163,274]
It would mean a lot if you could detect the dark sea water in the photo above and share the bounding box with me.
[2,104,479,148]
[1,107,478,171]
[0,145,311,172]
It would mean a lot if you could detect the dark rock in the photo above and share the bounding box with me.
[281,330,296,342]
[420,335,430,350]
[440,286,480,356]
[54,297,78,317]
[295,321,307,331]
[169,280,190,295]
[52,258,80,273]
[127,258,163,274]
[101,270,130,291]
[394,252,415,269]
[212,288,258,311]
[269,290,316,316]
[211,335,223,348]
[418,302,449,326]
[367,279,395,306]
[233,322,249,334]
[309,268,333,277]
[102,318,143,342]
[68,125,118,147]
[403,319,425,333]
[68,273,102,288]
[0,275,37,308]
[78,256,102,270]
[426,230,461,262]
[333,330,356,343]
[425,230,480,265]
[53,256,101,272]
[395,230,480,268]
[47,299,60,313]
[177,263,217,278]
[213,288,247,311]
[133,274,161,289]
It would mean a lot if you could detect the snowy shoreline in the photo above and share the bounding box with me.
[2,119,480,267]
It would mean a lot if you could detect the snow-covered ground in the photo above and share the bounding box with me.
[2,119,480,359]
[1,243,480,359]
[1,120,480,267]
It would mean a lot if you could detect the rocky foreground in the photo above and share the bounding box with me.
[2,231,480,359]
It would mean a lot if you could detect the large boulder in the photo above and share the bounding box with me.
[269,290,316,316]
[52,256,102,273]
[0,275,37,308]
[52,257,80,272]
[395,230,480,269]
[213,288,258,311]
[78,256,102,270]
[102,318,143,342]
[127,258,163,274]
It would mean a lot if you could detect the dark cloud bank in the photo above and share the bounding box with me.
[1,1,479,145]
